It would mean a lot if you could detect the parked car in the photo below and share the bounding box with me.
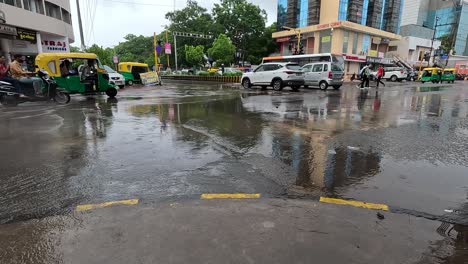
[241,62,304,91]
[371,67,408,82]
[104,65,125,89]
[302,61,344,90]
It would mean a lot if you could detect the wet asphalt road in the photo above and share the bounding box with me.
[0,81,467,226]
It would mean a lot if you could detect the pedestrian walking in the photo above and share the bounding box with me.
[359,64,371,89]
[376,65,385,88]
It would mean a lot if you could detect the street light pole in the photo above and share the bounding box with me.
[75,0,86,50]
[430,17,440,66]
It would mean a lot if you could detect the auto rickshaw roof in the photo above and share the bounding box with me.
[36,52,98,62]
[118,62,149,67]
[422,67,442,71]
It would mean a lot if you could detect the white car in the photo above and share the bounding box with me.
[218,67,242,75]
[371,66,408,82]
[241,62,304,91]
[104,65,125,89]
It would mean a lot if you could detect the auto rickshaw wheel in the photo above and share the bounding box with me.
[128,80,133,86]
[106,88,118,98]
[54,91,71,104]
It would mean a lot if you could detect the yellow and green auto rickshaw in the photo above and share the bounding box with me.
[441,68,456,83]
[118,62,149,85]
[35,53,118,97]
[420,67,443,83]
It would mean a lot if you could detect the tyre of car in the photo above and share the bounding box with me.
[319,81,328,90]
[390,75,398,82]
[272,79,283,91]
[242,78,252,89]
[333,85,341,90]
[291,85,300,92]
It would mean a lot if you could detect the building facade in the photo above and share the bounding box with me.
[0,0,74,65]
[400,0,468,57]
[274,0,403,75]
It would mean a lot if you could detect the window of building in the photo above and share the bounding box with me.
[338,0,349,20]
[319,29,332,53]
[297,0,308,28]
[388,46,398,52]
[277,0,288,30]
[342,31,349,54]
[23,0,45,14]
[4,0,22,8]
[45,1,61,20]
[352,33,359,54]
[62,8,71,24]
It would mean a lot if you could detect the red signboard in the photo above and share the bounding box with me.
[317,23,330,30]
[276,37,290,43]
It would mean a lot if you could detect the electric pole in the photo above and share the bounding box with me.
[76,0,86,51]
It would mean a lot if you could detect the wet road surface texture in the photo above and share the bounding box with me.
[0,81,467,262]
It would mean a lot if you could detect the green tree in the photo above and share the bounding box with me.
[86,44,114,66]
[165,0,219,68]
[439,34,455,55]
[70,46,80,52]
[212,0,267,61]
[245,22,279,64]
[185,45,205,67]
[207,34,236,65]
[114,34,155,67]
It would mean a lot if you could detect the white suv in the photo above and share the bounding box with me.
[371,66,408,82]
[241,63,304,91]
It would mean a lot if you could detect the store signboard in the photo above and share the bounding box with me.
[0,24,17,36]
[17,28,36,43]
[42,35,69,52]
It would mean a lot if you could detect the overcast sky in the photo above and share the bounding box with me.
[69,0,277,48]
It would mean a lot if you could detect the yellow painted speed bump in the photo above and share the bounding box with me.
[201,193,261,199]
[319,197,389,211]
[76,199,139,212]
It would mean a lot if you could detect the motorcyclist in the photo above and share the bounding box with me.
[9,54,36,94]
[0,55,22,91]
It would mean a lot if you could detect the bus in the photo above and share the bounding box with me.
[262,53,345,69]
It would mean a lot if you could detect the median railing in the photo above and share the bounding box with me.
[161,75,241,83]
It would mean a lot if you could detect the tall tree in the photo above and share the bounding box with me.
[207,34,236,65]
[185,45,205,67]
[246,23,280,64]
[165,0,220,68]
[212,0,267,62]
[86,44,114,66]
[114,34,154,66]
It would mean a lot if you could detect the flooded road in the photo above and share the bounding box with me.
[1,82,468,224]
[1,81,468,262]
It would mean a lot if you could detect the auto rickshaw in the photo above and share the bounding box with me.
[35,53,118,97]
[420,67,443,83]
[441,68,456,83]
[118,62,149,85]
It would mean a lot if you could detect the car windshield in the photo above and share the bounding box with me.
[104,65,116,73]
[286,64,301,70]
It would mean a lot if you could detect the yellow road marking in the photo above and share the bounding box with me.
[76,199,139,212]
[319,197,389,211]
[201,193,261,199]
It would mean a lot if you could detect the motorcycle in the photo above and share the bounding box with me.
[0,70,70,106]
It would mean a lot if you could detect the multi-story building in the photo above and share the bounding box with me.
[398,0,468,58]
[0,0,74,65]
[274,0,403,75]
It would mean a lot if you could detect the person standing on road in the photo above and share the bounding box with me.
[359,64,371,88]
[376,65,385,88]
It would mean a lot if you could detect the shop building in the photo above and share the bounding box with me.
[0,0,74,66]
[274,0,403,76]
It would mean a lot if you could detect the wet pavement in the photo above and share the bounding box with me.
[1,80,468,262]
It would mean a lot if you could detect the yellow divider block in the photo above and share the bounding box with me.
[76,199,139,212]
[319,197,389,211]
[201,193,261,199]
